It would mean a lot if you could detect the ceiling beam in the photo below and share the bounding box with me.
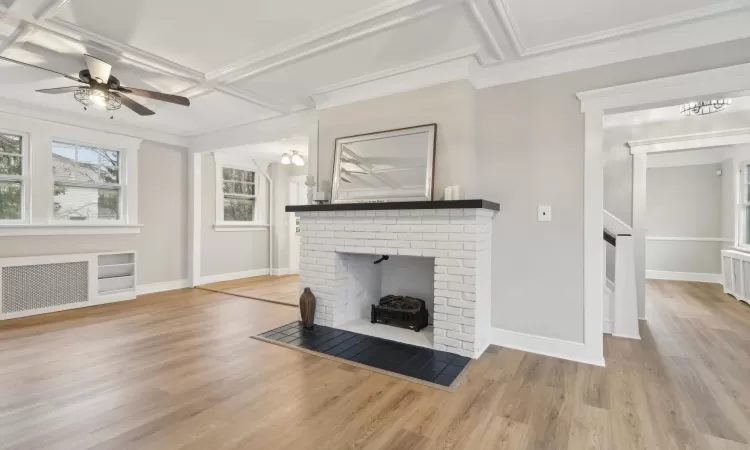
[461,0,505,63]
[206,0,458,84]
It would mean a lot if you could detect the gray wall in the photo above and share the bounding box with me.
[318,80,477,199]
[475,38,750,343]
[0,140,188,286]
[200,155,269,277]
[646,164,723,274]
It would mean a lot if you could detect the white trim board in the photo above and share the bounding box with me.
[647,236,732,243]
[628,128,750,154]
[490,327,605,367]
[136,279,191,295]
[197,268,271,285]
[0,224,143,237]
[646,270,722,284]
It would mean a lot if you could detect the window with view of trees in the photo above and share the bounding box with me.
[52,142,122,221]
[222,167,255,222]
[0,132,24,221]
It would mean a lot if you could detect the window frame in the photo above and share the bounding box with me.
[0,129,30,225]
[221,166,257,223]
[50,140,126,224]
[213,153,268,231]
[738,161,750,251]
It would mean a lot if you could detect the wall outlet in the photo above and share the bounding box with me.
[538,205,552,222]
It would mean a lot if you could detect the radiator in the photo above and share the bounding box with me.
[1,262,89,314]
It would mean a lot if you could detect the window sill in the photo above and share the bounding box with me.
[0,224,144,237]
[213,223,269,232]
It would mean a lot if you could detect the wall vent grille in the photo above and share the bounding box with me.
[2,262,88,314]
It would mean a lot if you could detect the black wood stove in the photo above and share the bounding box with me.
[371,295,429,332]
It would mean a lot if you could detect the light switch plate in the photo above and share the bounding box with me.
[538,205,552,222]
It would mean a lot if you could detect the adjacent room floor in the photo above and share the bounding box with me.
[1,280,749,449]
[198,274,300,306]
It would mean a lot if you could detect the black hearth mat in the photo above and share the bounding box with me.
[253,321,471,390]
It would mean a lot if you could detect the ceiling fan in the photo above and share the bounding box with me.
[0,54,190,116]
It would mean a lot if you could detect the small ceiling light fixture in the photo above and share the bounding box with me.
[680,99,732,116]
[281,150,305,166]
[74,87,121,111]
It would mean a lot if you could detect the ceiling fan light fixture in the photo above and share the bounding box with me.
[281,153,291,165]
[292,152,305,166]
[74,87,121,111]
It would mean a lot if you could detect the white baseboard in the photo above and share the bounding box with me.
[490,328,605,367]
[198,269,270,285]
[646,270,721,284]
[136,279,191,295]
[271,268,295,276]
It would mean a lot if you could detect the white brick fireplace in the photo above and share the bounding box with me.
[294,202,498,358]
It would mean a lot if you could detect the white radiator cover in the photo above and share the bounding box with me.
[0,251,136,320]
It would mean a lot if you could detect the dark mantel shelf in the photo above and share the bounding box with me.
[285,199,500,213]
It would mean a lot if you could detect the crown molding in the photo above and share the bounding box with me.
[0,96,186,146]
[37,0,71,20]
[461,0,504,62]
[488,0,524,56]
[209,0,453,84]
[628,128,750,154]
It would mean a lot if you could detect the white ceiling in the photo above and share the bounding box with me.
[0,0,749,140]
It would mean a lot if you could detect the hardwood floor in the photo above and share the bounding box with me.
[1,280,749,449]
[198,274,300,306]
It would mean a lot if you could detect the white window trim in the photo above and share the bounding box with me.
[0,129,30,225]
[737,161,750,252]
[213,152,269,232]
[0,113,142,236]
[50,140,127,225]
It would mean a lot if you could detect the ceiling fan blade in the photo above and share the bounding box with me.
[85,54,111,83]
[0,55,83,83]
[117,86,190,106]
[113,93,155,116]
[37,86,83,95]
[36,86,83,94]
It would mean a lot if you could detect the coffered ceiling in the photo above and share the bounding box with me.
[0,0,748,139]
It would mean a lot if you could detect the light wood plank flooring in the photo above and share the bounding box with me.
[198,274,300,306]
[0,280,749,449]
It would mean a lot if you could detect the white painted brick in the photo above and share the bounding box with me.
[463,292,476,301]
[433,320,461,331]
[422,216,450,224]
[449,251,476,259]
[436,209,450,216]
[386,240,410,248]
[437,225,464,233]
[463,325,476,334]
[435,258,461,267]
[463,259,477,268]
[422,233,449,241]
[366,211,377,217]
[398,248,422,257]
[375,248,398,255]
[434,289,461,299]
[434,313,447,321]
[410,225,437,233]
[387,210,399,217]
[436,242,463,250]
[366,240,388,247]
[345,211,356,217]
[462,309,476,318]
[449,209,465,216]
[463,242,477,251]
[355,211,366,217]
[376,232,398,240]
[411,241,435,249]
[409,210,424,216]
[447,299,474,309]
[386,225,410,233]
[421,250,449,258]
[435,336,462,348]
[463,276,477,285]
[449,217,477,225]
[434,328,447,337]
[435,266,447,274]
[447,331,474,343]
[398,233,423,241]
[435,305,462,316]
[447,267,473,276]
[449,233,473,242]
[373,217,398,224]
[435,273,462,283]
[448,283,474,293]
[375,211,388,217]
[325,224,345,231]
[397,217,422,224]
[434,282,447,289]
[433,296,447,305]
[346,247,377,254]
[434,344,447,351]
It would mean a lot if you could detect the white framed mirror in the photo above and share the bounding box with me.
[331,124,437,204]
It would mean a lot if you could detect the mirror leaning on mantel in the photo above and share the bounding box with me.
[331,124,437,204]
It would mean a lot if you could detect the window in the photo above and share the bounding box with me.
[222,167,256,222]
[0,132,25,222]
[52,142,122,221]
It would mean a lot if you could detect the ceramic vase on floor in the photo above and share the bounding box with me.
[299,287,316,328]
